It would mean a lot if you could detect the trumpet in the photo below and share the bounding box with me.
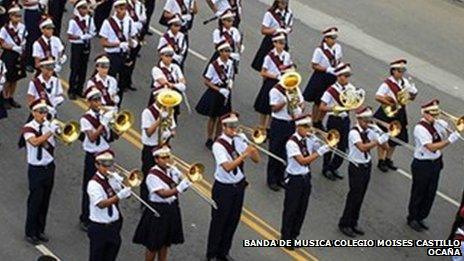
[168,161,218,209]
[369,119,415,151]
[311,128,360,167]
[237,125,287,165]
[156,89,183,145]
[436,110,464,141]
[111,163,160,217]
[50,119,81,145]
[100,106,134,135]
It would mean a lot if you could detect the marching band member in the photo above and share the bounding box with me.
[206,112,260,261]
[67,0,96,100]
[99,0,138,103]
[126,0,146,91]
[267,70,303,191]
[0,4,27,109]
[84,55,120,107]
[338,107,389,237]
[281,114,329,247]
[206,0,241,28]
[87,149,131,261]
[26,57,64,115]
[141,0,155,38]
[195,41,235,150]
[161,0,197,35]
[251,0,293,72]
[22,0,42,72]
[319,63,354,181]
[32,17,66,73]
[303,27,342,130]
[148,45,186,121]
[48,0,66,36]
[133,145,190,261]
[140,87,177,203]
[22,99,60,244]
[157,16,188,69]
[92,0,113,32]
[79,88,118,231]
[407,99,460,232]
[373,59,417,172]
[253,32,293,132]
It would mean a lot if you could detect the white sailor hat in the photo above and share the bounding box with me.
[272,32,286,42]
[113,0,127,7]
[152,145,171,157]
[8,4,22,14]
[220,112,240,125]
[322,26,338,37]
[84,87,102,100]
[168,15,182,25]
[30,99,49,111]
[334,62,351,76]
[355,106,373,118]
[216,40,231,51]
[95,54,110,65]
[294,114,312,126]
[74,0,88,9]
[390,59,407,70]
[95,149,115,162]
[421,99,440,115]
[39,57,55,67]
[40,17,55,29]
[220,9,235,20]
[158,45,175,55]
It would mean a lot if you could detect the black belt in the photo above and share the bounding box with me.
[215,178,247,187]
[414,157,442,163]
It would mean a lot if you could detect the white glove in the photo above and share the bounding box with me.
[173,54,183,63]
[326,67,336,75]
[174,82,186,92]
[176,178,192,193]
[12,46,22,54]
[112,95,120,105]
[219,88,230,98]
[240,44,245,53]
[117,187,131,199]
[119,42,129,52]
[54,64,62,73]
[284,27,292,34]
[42,120,52,131]
[182,14,192,22]
[317,145,330,156]
[230,52,240,61]
[51,96,65,107]
[377,133,390,144]
[48,106,57,117]
[214,11,222,18]
[100,112,113,126]
[59,54,67,65]
[160,110,169,119]
[49,121,61,134]
[275,28,286,34]
[81,34,93,41]
[448,131,461,144]
[161,130,171,141]
[130,38,139,48]
[227,79,234,89]
[276,74,282,80]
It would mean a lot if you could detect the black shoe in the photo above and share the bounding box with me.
[25,235,40,245]
[351,226,365,235]
[4,99,12,109]
[322,170,336,181]
[268,183,280,191]
[385,159,398,171]
[127,86,137,91]
[218,255,236,261]
[205,139,213,150]
[146,31,153,36]
[25,65,34,73]
[407,220,424,232]
[9,98,21,108]
[332,170,344,180]
[79,221,89,232]
[68,92,77,100]
[377,160,389,173]
[37,233,49,242]
[417,220,429,230]
[339,226,357,238]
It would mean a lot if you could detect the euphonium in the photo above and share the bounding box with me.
[100,106,134,135]
[279,71,302,116]
[156,89,183,145]
[50,119,81,145]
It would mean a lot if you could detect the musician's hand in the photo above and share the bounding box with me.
[119,42,129,52]
[284,27,292,34]
[244,145,256,156]
[377,133,390,145]
[326,67,336,75]
[275,28,286,34]
[12,46,22,54]
[117,187,131,199]
[50,96,64,107]
[109,171,124,183]
[160,111,169,119]
[130,38,139,48]
[49,121,61,134]
[173,53,183,63]
[174,82,186,92]
[448,131,461,144]
[219,88,230,98]
[176,178,192,193]
[182,14,192,22]
[317,145,330,156]
[54,64,62,73]
[101,112,113,126]
[59,54,67,64]
[230,52,240,61]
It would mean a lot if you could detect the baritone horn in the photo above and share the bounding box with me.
[50,119,81,145]
[100,106,134,135]
[279,71,302,117]
[156,89,183,145]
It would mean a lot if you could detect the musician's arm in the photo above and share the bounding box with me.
[375,94,396,106]
[25,132,53,147]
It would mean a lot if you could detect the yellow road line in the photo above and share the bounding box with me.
[61,80,317,261]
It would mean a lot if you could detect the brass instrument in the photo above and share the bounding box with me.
[100,106,134,135]
[369,119,415,151]
[333,85,365,115]
[436,110,464,141]
[279,71,302,117]
[311,128,360,167]
[237,125,287,165]
[156,89,183,145]
[382,78,415,117]
[112,163,161,217]
[50,119,81,145]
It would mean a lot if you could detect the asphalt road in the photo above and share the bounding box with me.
[1,0,463,260]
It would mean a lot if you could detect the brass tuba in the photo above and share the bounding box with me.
[50,119,81,145]
[279,71,302,117]
[100,106,134,135]
[156,89,183,145]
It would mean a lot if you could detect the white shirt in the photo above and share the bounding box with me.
[348,125,379,164]
[262,48,293,77]
[23,119,56,166]
[147,165,182,203]
[269,86,303,121]
[27,74,64,108]
[157,30,187,64]
[321,82,351,118]
[141,104,176,146]
[128,0,147,32]
[87,172,122,223]
[212,133,248,184]
[151,61,184,89]
[262,8,293,30]
[99,14,138,53]
[204,58,234,86]
[32,35,65,61]
[212,27,241,51]
[80,109,111,153]
[164,0,195,25]
[312,42,343,68]
[0,61,6,92]
[67,14,96,44]
[286,133,318,175]
[0,22,27,50]
[85,74,119,106]
[212,0,241,15]
[375,76,418,101]
[413,119,448,160]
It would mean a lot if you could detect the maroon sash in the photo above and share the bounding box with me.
[83,113,101,129]
[33,78,52,104]
[73,16,87,33]
[163,33,180,53]
[352,127,369,159]
[212,60,229,84]
[319,44,337,67]
[289,135,309,165]
[221,30,235,49]
[5,25,22,46]
[216,138,243,174]
[268,9,286,28]
[91,174,119,216]
[159,63,176,83]
[274,84,286,96]
[268,51,292,72]
[148,105,160,120]
[384,78,402,96]
[326,86,342,106]
[21,126,55,156]
[418,121,442,143]
[108,17,127,42]
[38,37,52,57]
[127,2,139,22]
[149,167,176,189]
[90,77,115,106]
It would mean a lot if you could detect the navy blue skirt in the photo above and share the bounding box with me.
[195,87,232,118]
[303,71,337,104]
[251,36,273,72]
[374,106,409,146]
[0,94,7,119]
[253,78,278,115]
[1,50,26,82]
[133,201,184,251]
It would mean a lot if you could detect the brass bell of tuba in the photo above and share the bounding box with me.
[279,71,302,117]
[156,89,183,145]
[50,119,81,145]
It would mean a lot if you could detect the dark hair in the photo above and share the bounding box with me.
[37,255,57,261]
[270,0,288,12]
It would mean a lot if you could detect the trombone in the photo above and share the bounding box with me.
[310,128,359,167]
[437,110,464,141]
[168,161,218,209]
[50,118,81,145]
[100,106,134,135]
[237,125,287,165]
[111,163,161,217]
[369,118,415,151]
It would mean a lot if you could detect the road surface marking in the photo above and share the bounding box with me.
[35,244,61,261]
